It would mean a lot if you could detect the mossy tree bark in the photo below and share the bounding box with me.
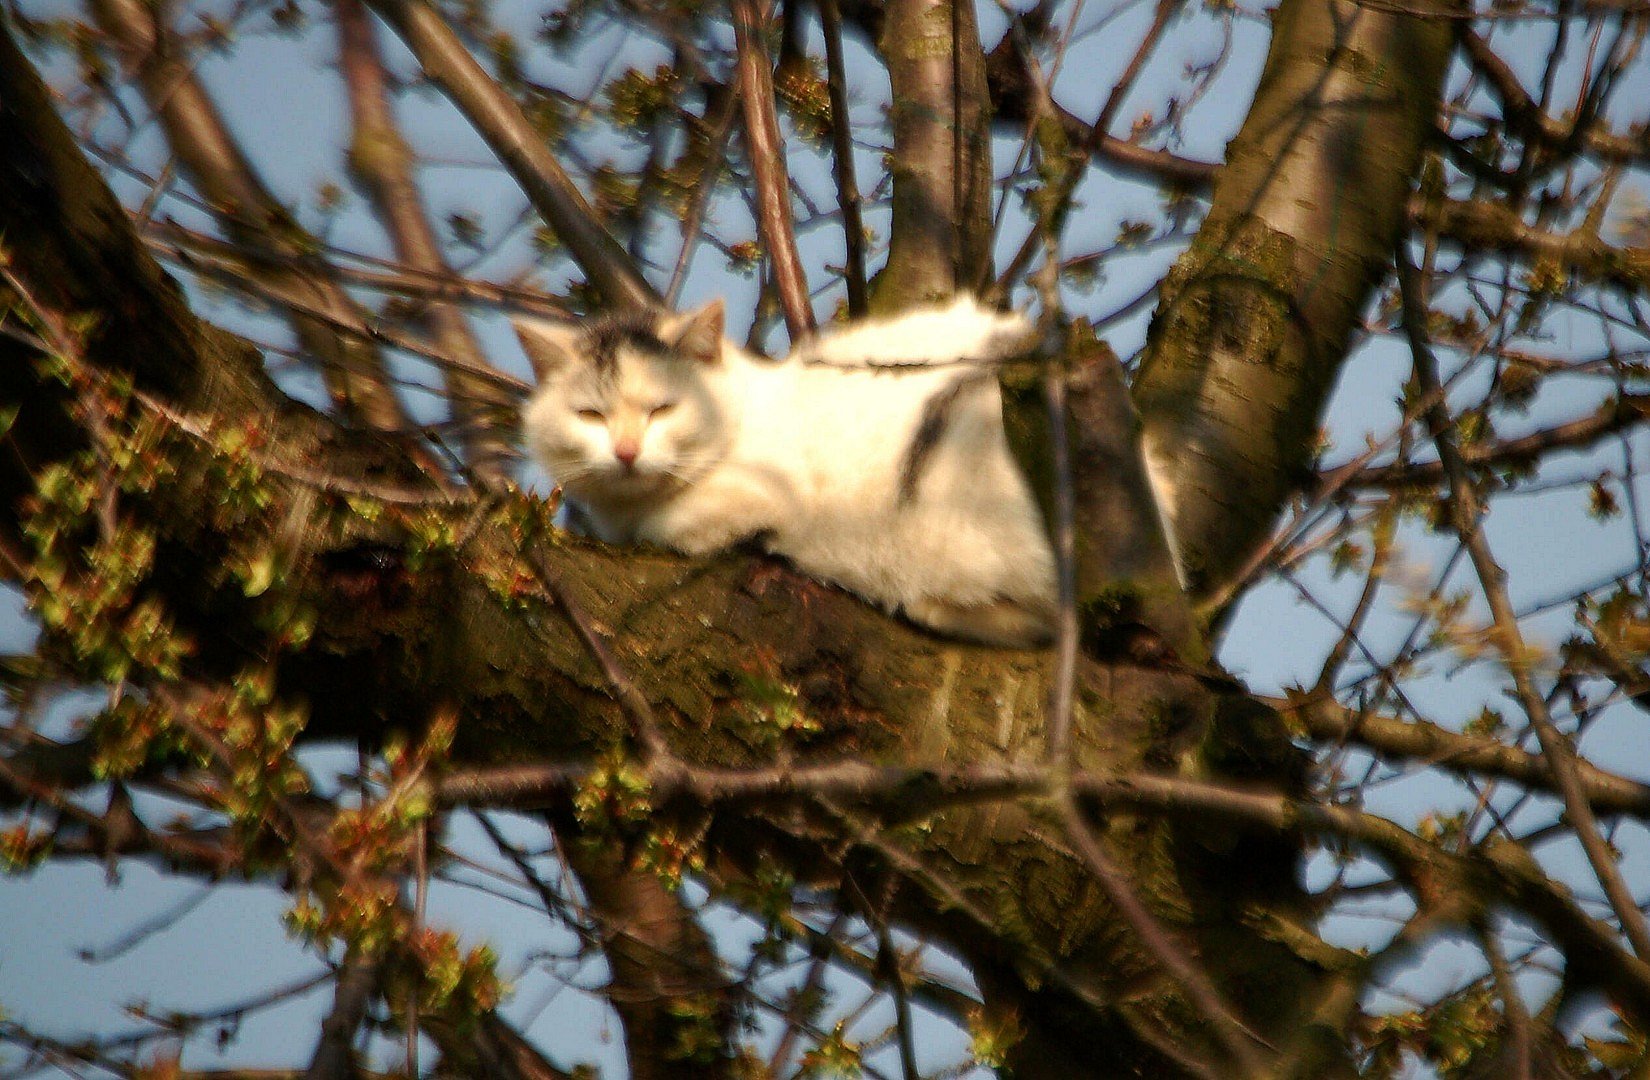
[1132,0,1455,607]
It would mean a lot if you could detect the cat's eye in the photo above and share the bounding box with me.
[649,402,677,419]
[576,408,605,422]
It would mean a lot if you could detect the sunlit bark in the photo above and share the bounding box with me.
[873,0,994,305]
[1132,0,1455,605]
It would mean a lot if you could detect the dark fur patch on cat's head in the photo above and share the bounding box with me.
[514,300,724,382]
[582,312,676,375]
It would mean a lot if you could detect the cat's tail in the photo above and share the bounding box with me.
[797,295,1036,370]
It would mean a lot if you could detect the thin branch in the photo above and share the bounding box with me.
[1343,392,1650,489]
[334,0,515,483]
[152,235,530,399]
[408,816,427,1076]
[1458,25,1650,170]
[365,0,658,312]
[434,749,1650,1024]
[0,749,246,877]
[1044,365,1079,766]
[765,912,849,1074]
[141,217,570,317]
[663,87,740,307]
[1477,921,1532,1080]
[873,917,920,1080]
[518,547,669,761]
[819,0,869,317]
[1274,694,1650,817]
[1089,0,1182,146]
[732,0,815,339]
[88,0,411,432]
[1397,245,1650,961]
[76,883,214,962]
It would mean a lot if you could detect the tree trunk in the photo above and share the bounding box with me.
[872,0,996,306]
[1133,0,1454,606]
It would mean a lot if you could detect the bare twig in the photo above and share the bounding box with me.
[819,0,868,317]
[335,0,515,483]
[731,0,815,340]
[663,87,740,307]
[1397,245,1650,961]
[519,548,669,760]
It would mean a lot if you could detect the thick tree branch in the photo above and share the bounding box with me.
[1424,195,1650,292]
[1133,0,1455,603]
[426,1012,577,1080]
[558,834,735,1079]
[302,952,380,1080]
[0,28,1335,1076]
[872,0,995,305]
[837,0,1222,193]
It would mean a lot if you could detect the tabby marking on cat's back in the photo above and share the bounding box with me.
[517,297,1057,646]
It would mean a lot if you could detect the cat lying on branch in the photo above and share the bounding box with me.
[517,298,1056,647]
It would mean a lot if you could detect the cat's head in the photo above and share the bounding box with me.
[516,301,733,502]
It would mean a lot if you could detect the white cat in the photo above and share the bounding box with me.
[516,298,1056,646]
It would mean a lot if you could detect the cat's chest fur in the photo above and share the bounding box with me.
[517,298,1057,646]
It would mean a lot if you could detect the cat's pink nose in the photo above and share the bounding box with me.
[614,441,639,469]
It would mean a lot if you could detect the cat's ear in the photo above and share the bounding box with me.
[512,317,582,381]
[658,299,725,365]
